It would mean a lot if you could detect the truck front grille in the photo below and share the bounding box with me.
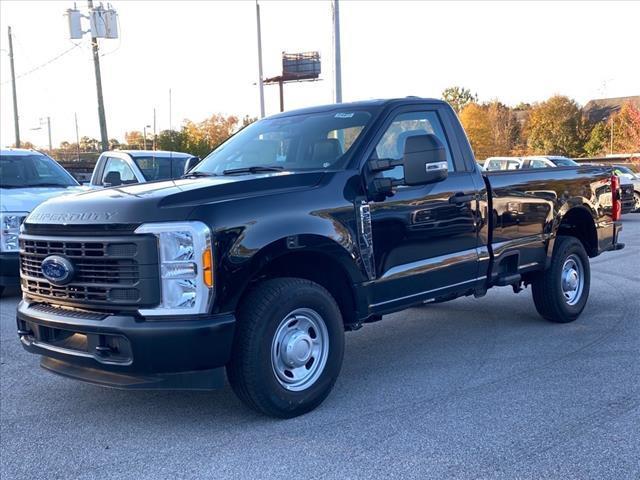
[19,233,159,311]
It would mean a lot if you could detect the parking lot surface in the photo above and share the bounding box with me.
[1,217,639,480]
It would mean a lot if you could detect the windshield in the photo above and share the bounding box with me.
[134,155,191,181]
[193,109,373,175]
[550,157,579,167]
[0,153,78,188]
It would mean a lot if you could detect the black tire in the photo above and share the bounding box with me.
[227,278,345,418]
[634,192,640,213]
[0,286,4,298]
[531,236,590,323]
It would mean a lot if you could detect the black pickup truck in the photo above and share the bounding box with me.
[17,98,624,418]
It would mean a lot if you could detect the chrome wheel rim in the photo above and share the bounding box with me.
[271,308,329,391]
[561,254,584,306]
[634,193,640,212]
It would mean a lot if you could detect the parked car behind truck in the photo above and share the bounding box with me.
[89,150,199,187]
[16,98,624,418]
[0,149,86,296]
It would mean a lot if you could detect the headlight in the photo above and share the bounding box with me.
[135,221,214,317]
[1,212,29,252]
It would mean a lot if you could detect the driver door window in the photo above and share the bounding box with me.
[101,157,137,186]
[530,159,549,169]
[372,111,454,181]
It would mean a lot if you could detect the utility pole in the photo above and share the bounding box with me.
[256,1,266,118]
[46,117,52,152]
[74,113,80,161]
[88,0,108,152]
[153,108,157,151]
[333,0,342,103]
[8,26,20,147]
[169,88,172,131]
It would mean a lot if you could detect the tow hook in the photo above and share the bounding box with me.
[512,281,523,294]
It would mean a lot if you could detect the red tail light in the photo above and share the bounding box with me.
[611,174,621,221]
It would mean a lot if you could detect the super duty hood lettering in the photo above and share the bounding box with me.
[28,211,118,222]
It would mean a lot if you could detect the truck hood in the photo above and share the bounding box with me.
[0,186,87,213]
[25,171,325,226]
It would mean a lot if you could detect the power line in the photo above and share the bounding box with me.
[0,43,81,85]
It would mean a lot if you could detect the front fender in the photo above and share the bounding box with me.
[214,212,366,313]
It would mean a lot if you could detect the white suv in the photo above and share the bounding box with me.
[0,149,85,296]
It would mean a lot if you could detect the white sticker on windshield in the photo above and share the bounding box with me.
[335,112,355,118]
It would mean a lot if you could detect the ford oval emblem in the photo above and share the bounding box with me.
[41,255,75,286]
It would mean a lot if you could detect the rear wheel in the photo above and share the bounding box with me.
[227,278,344,418]
[531,236,590,323]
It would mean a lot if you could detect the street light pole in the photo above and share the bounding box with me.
[8,26,20,147]
[333,0,342,103]
[143,125,151,150]
[46,116,52,152]
[74,113,80,161]
[88,0,109,152]
[256,1,266,118]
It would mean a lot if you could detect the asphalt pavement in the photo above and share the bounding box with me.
[1,217,639,479]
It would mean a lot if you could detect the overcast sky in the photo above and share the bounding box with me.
[1,0,638,149]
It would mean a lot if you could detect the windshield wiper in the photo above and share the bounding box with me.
[181,171,216,179]
[222,165,284,175]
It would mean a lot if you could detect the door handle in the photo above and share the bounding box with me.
[449,193,475,204]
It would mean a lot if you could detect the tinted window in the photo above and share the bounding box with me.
[194,110,373,175]
[550,157,579,167]
[101,157,138,186]
[530,159,549,169]
[0,153,78,188]
[134,156,189,181]
[372,111,454,181]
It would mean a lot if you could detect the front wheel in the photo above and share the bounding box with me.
[227,278,345,418]
[634,192,640,213]
[531,236,591,323]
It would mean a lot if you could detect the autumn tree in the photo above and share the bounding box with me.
[459,103,493,160]
[584,102,640,156]
[182,114,243,158]
[12,141,35,149]
[525,95,587,157]
[124,131,144,149]
[612,102,640,152]
[486,100,522,156]
[442,86,478,114]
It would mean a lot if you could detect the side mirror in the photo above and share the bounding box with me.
[403,134,448,186]
[183,156,201,174]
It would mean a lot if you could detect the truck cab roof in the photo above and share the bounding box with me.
[268,97,449,119]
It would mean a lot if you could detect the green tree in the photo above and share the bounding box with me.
[442,86,478,114]
[79,136,99,152]
[584,122,609,156]
[156,129,187,152]
[526,95,586,157]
